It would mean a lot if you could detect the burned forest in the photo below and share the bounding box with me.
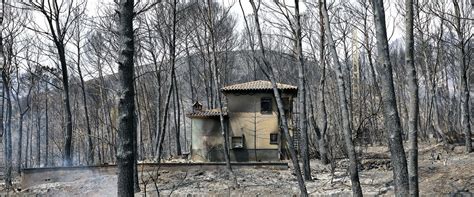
[0,0,473,196]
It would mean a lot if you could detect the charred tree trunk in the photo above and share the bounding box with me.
[155,0,178,159]
[15,63,31,172]
[317,0,329,165]
[45,83,49,166]
[36,102,41,166]
[116,0,136,196]
[133,110,139,192]
[321,0,363,196]
[405,0,420,195]
[173,76,181,156]
[452,0,472,153]
[294,0,311,181]
[57,44,74,166]
[17,113,24,171]
[156,79,173,159]
[2,75,12,189]
[25,112,30,168]
[372,0,410,195]
[0,0,12,189]
[75,28,94,165]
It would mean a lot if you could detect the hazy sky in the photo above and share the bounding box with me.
[80,0,405,46]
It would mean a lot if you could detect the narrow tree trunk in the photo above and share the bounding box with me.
[155,0,177,159]
[173,76,181,156]
[2,76,12,189]
[45,83,49,166]
[153,55,162,158]
[317,0,329,165]
[185,39,195,103]
[15,69,29,172]
[5,83,12,188]
[372,0,410,195]
[97,59,108,164]
[76,29,94,165]
[155,71,174,159]
[405,0,419,195]
[25,112,30,168]
[293,0,311,181]
[36,103,41,166]
[133,109,139,192]
[17,114,24,172]
[452,0,471,153]
[0,0,12,189]
[29,113,33,166]
[116,0,136,195]
[57,44,74,166]
[321,1,362,196]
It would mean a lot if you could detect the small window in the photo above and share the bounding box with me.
[261,97,272,114]
[232,136,244,149]
[270,133,279,144]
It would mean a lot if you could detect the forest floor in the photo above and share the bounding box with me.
[1,143,473,196]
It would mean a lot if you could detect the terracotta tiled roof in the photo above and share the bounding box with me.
[187,108,227,118]
[221,80,297,92]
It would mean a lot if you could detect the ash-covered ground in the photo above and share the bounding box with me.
[1,143,473,196]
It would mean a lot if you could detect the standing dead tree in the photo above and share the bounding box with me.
[303,1,329,165]
[315,0,329,166]
[451,0,472,153]
[293,0,311,180]
[116,0,136,195]
[71,6,93,164]
[0,0,10,189]
[152,0,178,161]
[405,0,420,195]
[372,0,410,196]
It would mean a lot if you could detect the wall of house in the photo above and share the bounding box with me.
[190,117,223,162]
[226,92,294,161]
[227,93,278,148]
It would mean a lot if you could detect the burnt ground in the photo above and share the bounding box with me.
[1,143,473,196]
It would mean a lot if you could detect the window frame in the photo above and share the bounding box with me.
[231,136,244,149]
[260,97,273,114]
[269,133,279,145]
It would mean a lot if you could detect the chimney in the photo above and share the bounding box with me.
[192,101,203,112]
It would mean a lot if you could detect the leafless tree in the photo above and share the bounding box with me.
[405,0,420,195]
[70,5,93,164]
[372,0,410,195]
[115,0,136,195]
[451,0,472,153]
